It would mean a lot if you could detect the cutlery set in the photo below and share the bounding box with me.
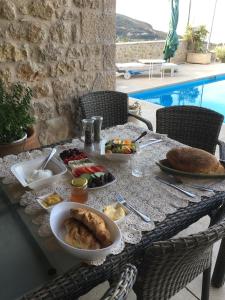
[155,174,215,198]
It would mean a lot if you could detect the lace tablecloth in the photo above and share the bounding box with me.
[1,123,224,265]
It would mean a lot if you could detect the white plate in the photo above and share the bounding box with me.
[58,147,116,189]
[11,156,67,190]
[50,202,121,261]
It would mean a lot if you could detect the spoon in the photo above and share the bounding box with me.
[39,148,57,170]
[132,131,147,143]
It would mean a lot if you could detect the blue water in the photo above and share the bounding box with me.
[130,74,225,121]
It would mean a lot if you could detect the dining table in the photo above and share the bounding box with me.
[1,122,225,300]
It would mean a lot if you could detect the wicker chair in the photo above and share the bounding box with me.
[156,106,225,157]
[79,91,153,130]
[20,264,137,300]
[133,200,225,300]
[100,264,137,300]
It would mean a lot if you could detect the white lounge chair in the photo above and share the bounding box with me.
[116,62,149,79]
[161,62,178,77]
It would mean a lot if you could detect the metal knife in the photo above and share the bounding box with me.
[139,139,162,149]
[155,176,196,198]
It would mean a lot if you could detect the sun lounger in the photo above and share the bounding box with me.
[116,62,150,79]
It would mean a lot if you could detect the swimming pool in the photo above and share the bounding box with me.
[130,74,225,120]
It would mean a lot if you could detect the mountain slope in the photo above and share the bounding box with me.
[116,14,168,42]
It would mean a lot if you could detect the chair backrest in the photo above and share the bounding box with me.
[156,106,224,154]
[133,201,225,300]
[79,91,129,129]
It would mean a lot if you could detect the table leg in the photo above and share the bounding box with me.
[211,238,225,287]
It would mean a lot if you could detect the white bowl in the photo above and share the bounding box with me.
[11,156,67,190]
[37,192,64,213]
[102,202,130,224]
[50,202,121,262]
[102,140,139,162]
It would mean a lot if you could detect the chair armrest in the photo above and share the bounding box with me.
[217,140,225,160]
[128,112,153,131]
[100,264,137,300]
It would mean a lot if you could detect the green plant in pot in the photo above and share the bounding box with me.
[215,46,225,63]
[0,80,38,156]
[184,25,211,64]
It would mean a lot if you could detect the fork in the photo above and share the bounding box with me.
[168,175,215,192]
[116,194,151,223]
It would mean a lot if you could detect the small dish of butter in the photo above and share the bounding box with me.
[103,203,128,223]
[37,192,63,212]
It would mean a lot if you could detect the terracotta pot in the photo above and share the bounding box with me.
[0,127,40,157]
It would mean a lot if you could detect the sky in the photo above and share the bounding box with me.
[116,0,225,43]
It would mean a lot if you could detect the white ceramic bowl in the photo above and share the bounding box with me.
[103,140,139,162]
[11,156,67,190]
[37,192,64,213]
[102,202,130,224]
[50,202,121,262]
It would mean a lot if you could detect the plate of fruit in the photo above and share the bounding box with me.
[59,148,116,189]
[104,138,137,161]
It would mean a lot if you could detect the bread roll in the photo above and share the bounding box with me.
[64,218,101,250]
[166,147,225,174]
[70,208,112,247]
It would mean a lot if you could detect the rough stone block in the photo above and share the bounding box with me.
[52,79,75,103]
[0,68,12,84]
[103,0,116,12]
[73,0,101,9]
[8,21,46,44]
[50,60,80,77]
[36,43,66,62]
[92,71,115,91]
[32,82,51,98]
[56,8,79,20]
[17,62,46,81]
[28,0,54,20]
[38,115,74,145]
[103,44,115,71]
[0,0,16,20]
[49,21,71,44]
[32,98,57,121]
[0,43,27,62]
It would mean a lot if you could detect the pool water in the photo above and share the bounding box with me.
[130,74,225,121]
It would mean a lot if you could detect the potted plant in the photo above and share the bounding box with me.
[128,101,141,115]
[184,25,212,64]
[0,80,39,156]
[215,46,225,63]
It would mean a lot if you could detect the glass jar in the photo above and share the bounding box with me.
[91,116,103,143]
[70,178,88,203]
[81,119,94,146]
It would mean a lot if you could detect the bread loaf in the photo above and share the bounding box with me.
[166,147,225,174]
[64,218,101,250]
[70,208,112,247]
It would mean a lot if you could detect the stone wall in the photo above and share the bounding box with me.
[116,40,187,64]
[0,0,116,145]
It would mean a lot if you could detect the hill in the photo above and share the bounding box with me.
[116,14,168,42]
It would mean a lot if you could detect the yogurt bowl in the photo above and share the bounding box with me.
[11,156,67,190]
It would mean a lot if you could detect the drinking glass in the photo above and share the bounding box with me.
[91,116,103,143]
[130,151,151,177]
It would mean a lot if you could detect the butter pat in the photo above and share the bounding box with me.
[103,204,126,221]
